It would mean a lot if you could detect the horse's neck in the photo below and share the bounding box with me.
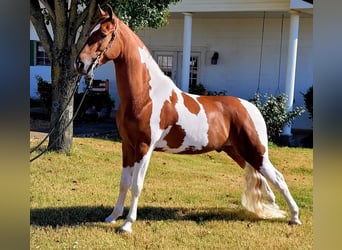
[114,23,177,110]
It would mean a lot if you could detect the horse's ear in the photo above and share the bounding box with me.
[106,4,115,21]
[98,4,107,18]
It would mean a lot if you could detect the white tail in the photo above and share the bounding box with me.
[242,164,287,219]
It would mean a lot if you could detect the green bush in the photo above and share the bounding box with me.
[250,93,305,143]
[189,82,206,95]
[36,75,52,114]
[207,90,227,96]
[189,82,227,96]
[302,86,313,120]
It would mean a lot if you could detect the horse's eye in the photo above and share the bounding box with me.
[100,32,107,38]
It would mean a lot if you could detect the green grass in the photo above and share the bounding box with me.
[30,137,313,249]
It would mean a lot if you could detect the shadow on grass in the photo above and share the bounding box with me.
[30,205,270,228]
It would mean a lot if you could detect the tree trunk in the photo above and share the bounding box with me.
[48,59,78,153]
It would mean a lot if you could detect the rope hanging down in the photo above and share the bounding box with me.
[29,78,80,154]
[30,76,94,162]
[276,14,284,95]
[256,11,266,94]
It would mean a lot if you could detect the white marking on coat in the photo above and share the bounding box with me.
[239,98,268,154]
[138,46,209,152]
[89,23,101,36]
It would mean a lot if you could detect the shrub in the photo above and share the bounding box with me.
[30,98,41,108]
[302,86,313,120]
[189,82,227,96]
[207,90,227,96]
[250,93,305,143]
[189,82,206,95]
[36,75,52,114]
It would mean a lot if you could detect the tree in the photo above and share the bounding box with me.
[30,0,180,153]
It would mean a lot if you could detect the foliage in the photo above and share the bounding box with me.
[250,93,305,142]
[189,82,207,95]
[30,98,41,108]
[111,0,180,31]
[30,138,313,249]
[189,82,227,96]
[36,75,52,114]
[207,89,227,96]
[302,86,313,120]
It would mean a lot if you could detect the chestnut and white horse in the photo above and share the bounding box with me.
[75,6,301,233]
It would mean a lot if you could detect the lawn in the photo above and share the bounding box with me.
[30,136,313,249]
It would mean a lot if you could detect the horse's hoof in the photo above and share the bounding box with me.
[105,215,116,223]
[116,221,133,233]
[115,226,132,234]
[288,219,302,225]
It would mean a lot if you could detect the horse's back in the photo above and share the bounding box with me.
[154,93,267,157]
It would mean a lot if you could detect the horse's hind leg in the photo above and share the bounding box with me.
[260,173,277,206]
[223,147,277,208]
[259,157,301,225]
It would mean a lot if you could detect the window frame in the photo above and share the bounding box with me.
[30,40,50,66]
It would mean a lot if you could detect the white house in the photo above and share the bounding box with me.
[30,0,313,131]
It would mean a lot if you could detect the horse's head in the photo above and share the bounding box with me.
[75,5,119,76]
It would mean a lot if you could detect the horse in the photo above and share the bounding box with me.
[75,6,301,233]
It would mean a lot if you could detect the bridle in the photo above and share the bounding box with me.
[86,21,117,78]
[30,19,117,162]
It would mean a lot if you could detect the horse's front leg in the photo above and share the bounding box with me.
[105,142,135,224]
[105,166,133,224]
[119,143,153,233]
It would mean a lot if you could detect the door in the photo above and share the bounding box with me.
[154,52,178,85]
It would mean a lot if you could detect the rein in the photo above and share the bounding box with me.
[30,29,116,163]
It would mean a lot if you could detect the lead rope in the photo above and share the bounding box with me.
[30,27,117,163]
[29,75,94,162]
[256,11,266,94]
[276,14,284,95]
[29,77,80,154]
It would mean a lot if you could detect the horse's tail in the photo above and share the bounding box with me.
[242,164,287,219]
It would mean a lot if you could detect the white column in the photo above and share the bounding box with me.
[282,10,300,136]
[181,12,192,92]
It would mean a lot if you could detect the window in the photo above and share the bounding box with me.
[30,40,50,66]
[36,42,50,65]
[157,55,173,78]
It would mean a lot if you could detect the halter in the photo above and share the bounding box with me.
[30,20,118,162]
[86,20,117,79]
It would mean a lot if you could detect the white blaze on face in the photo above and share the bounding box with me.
[89,23,101,37]
[138,47,209,152]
